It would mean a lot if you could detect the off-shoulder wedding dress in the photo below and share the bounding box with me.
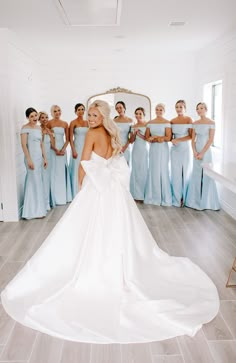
[1,152,219,344]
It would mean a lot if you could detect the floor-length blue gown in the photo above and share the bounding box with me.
[50,127,72,205]
[69,126,88,198]
[21,128,47,219]
[130,127,148,200]
[144,124,172,206]
[42,134,52,210]
[171,124,192,207]
[116,123,131,164]
[185,124,220,210]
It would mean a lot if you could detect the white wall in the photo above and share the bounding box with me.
[0,29,43,221]
[8,41,43,217]
[39,53,197,122]
[195,30,236,219]
[0,29,18,221]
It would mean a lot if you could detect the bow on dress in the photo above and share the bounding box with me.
[81,152,130,193]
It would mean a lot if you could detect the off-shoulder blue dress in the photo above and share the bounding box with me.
[185,124,220,210]
[21,128,47,219]
[50,127,72,205]
[145,123,172,206]
[171,124,192,207]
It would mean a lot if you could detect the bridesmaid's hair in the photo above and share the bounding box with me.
[50,105,61,116]
[115,101,126,110]
[25,107,37,118]
[175,100,186,109]
[196,102,208,111]
[155,103,165,112]
[38,111,48,120]
[135,107,145,116]
[89,100,122,155]
[75,103,85,112]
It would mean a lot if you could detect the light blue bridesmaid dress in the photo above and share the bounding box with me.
[50,127,72,205]
[69,126,88,198]
[144,124,172,206]
[116,123,131,164]
[186,124,220,210]
[171,124,192,207]
[130,127,148,200]
[21,128,47,219]
[42,134,52,210]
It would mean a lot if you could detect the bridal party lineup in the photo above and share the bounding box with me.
[20,99,220,220]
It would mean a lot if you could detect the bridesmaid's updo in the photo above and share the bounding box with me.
[74,103,85,112]
[50,105,61,117]
[135,107,145,116]
[89,100,122,155]
[115,101,126,110]
[175,100,186,109]
[38,111,48,121]
[196,102,208,111]
[25,107,37,118]
[155,103,166,112]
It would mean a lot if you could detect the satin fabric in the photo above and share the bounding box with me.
[69,126,88,198]
[50,127,72,205]
[42,134,52,211]
[185,124,220,210]
[21,128,47,219]
[1,151,219,343]
[144,124,172,206]
[171,124,192,207]
[116,122,131,164]
[130,127,149,200]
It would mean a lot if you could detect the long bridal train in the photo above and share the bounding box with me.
[1,152,219,344]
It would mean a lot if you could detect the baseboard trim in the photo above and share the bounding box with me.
[2,209,20,222]
[220,198,236,220]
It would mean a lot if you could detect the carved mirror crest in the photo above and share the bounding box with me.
[87,87,152,121]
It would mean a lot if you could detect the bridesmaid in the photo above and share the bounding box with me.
[69,103,89,198]
[145,103,172,206]
[39,111,55,210]
[21,108,47,219]
[48,105,72,205]
[170,100,193,207]
[114,101,132,164]
[130,107,148,201]
[186,102,220,210]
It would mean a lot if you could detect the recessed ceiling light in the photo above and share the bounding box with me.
[169,21,186,27]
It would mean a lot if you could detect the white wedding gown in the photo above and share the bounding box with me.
[1,152,219,344]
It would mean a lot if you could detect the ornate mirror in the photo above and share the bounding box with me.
[87,87,152,121]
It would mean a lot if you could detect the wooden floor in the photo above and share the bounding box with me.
[0,204,236,363]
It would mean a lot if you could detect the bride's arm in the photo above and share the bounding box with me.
[78,130,95,189]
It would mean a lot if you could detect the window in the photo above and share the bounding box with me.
[203,80,222,148]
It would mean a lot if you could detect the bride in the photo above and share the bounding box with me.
[1,100,219,344]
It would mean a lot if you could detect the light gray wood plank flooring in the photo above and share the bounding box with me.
[0,204,236,362]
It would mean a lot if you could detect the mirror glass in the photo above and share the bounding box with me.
[87,87,151,121]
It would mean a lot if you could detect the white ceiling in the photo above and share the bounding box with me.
[0,0,236,61]
[53,0,122,26]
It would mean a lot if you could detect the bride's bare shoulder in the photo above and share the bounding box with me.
[83,128,96,142]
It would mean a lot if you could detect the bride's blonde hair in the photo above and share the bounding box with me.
[89,100,122,155]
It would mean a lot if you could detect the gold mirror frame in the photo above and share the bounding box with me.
[87,87,152,121]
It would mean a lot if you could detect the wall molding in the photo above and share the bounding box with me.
[220,198,236,220]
